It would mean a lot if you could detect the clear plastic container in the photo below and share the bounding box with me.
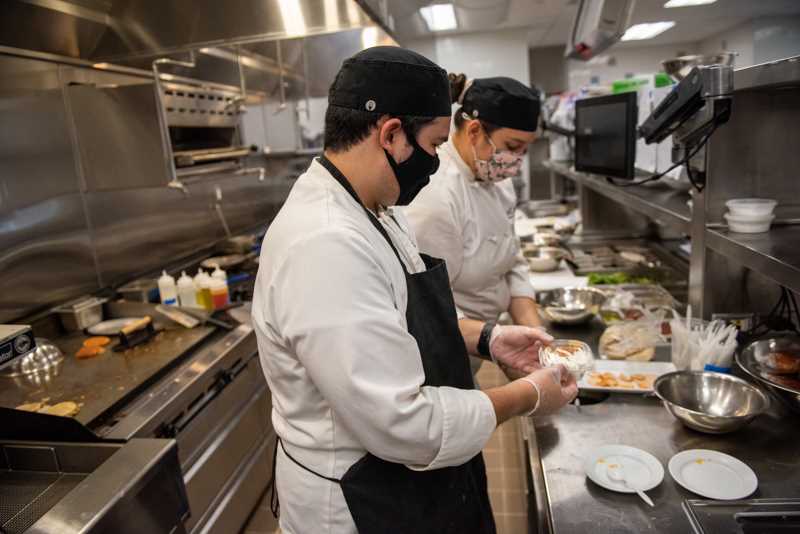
[724,213,774,233]
[725,198,777,218]
[539,339,595,380]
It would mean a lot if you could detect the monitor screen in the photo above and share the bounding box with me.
[575,92,637,179]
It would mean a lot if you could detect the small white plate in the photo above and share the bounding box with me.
[669,449,758,500]
[579,360,676,393]
[584,445,664,494]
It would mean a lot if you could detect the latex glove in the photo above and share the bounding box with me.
[489,325,554,374]
[519,365,578,416]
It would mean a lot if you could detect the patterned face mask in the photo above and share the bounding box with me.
[472,135,525,182]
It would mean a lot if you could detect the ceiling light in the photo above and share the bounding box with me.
[361,27,379,50]
[419,4,458,32]
[664,0,717,7]
[621,21,676,41]
[278,0,307,36]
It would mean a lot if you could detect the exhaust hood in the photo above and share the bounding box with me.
[0,0,377,62]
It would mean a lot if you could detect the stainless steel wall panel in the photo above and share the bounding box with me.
[66,82,169,191]
[85,173,291,288]
[706,87,800,222]
[0,1,109,59]
[84,185,225,287]
[0,55,98,322]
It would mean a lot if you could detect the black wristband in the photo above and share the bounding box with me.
[477,322,496,359]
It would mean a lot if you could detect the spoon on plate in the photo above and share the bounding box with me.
[607,464,654,507]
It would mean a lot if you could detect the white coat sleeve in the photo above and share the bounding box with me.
[404,193,467,320]
[506,242,537,301]
[272,228,495,470]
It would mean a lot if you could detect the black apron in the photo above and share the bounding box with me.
[268,156,496,534]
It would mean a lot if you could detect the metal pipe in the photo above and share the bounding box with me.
[152,52,196,193]
[302,41,311,120]
[274,40,287,113]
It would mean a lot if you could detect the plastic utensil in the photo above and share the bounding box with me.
[607,464,654,507]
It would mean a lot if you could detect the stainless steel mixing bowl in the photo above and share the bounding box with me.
[654,371,770,434]
[661,53,736,81]
[523,246,569,273]
[736,336,800,414]
[538,287,606,325]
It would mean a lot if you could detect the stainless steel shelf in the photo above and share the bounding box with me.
[706,225,800,294]
[735,55,800,92]
[544,160,691,233]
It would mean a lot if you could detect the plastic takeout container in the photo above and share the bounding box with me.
[724,213,774,234]
[539,339,595,380]
[725,198,777,218]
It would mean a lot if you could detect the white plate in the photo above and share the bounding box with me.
[584,445,664,494]
[579,360,676,393]
[669,449,758,500]
[86,317,142,336]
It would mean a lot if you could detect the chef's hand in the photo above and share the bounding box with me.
[489,325,554,374]
[518,365,578,416]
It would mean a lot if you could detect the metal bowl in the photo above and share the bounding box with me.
[523,247,569,273]
[661,53,736,81]
[736,337,800,414]
[654,371,770,434]
[538,287,606,325]
[533,232,564,247]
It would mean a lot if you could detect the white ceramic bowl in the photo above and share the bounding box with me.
[726,198,777,218]
[724,213,774,233]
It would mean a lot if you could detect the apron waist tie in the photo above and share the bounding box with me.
[266,438,342,520]
[279,437,342,483]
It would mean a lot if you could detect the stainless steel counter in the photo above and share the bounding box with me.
[524,326,800,533]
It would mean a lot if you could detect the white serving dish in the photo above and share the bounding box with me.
[668,449,758,500]
[584,445,664,494]
[724,213,774,233]
[579,360,677,393]
[725,198,777,218]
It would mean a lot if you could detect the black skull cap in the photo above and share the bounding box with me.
[461,77,541,132]
[328,46,451,117]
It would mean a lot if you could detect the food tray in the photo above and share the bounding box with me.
[579,360,676,393]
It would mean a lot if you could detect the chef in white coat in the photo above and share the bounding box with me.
[251,47,577,534]
[405,75,544,378]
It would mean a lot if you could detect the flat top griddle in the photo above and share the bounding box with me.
[0,326,215,428]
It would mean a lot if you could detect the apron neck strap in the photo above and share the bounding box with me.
[318,155,408,273]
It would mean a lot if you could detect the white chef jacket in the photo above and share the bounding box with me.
[405,141,537,323]
[251,159,497,534]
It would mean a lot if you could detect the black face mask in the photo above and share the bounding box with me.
[384,127,440,206]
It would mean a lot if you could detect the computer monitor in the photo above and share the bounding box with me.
[574,92,637,179]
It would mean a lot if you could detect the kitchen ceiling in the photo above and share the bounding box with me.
[388,0,800,49]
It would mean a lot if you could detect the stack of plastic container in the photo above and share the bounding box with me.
[724,198,777,234]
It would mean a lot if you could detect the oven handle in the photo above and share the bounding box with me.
[158,356,250,438]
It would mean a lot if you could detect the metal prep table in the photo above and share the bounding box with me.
[524,321,800,534]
